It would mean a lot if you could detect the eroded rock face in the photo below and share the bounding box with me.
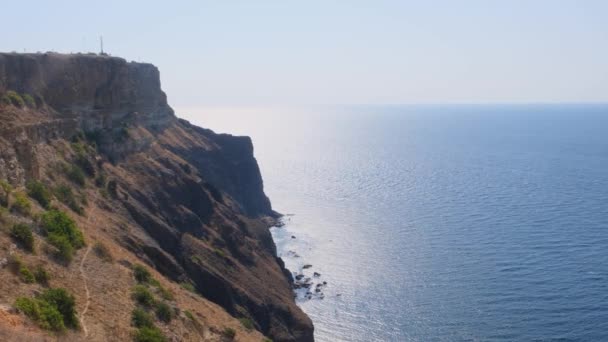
[0,53,313,341]
[0,52,173,131]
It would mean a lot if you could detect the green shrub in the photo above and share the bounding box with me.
[37,300,65,331]
[41,209,84,262]
[48,234,74,262]
[34,265,50,286]
[132,285,155,307]
[66,165,86,187]
[0,179,11,207]
[27,181,52,209]
[134,326,167,342]
[222,327,236,340]
[131,308,154,328]
[133,264,152,283]
[5,90,24,107]
[155,302,172,323]
[15,297,40,319]
[10,223,35,252]
[22,94,36,108]
[53,184,83,215]
[14,288,77,331]
[179,282,197,294]
[93,241,113,262]
[39,288,78,329]
[20,265,35,283]
[41,209,84,248]
[239,317,254,330]
[11,192,31,215]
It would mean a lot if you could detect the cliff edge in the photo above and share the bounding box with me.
[0,52,313,342]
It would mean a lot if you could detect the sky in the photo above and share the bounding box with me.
[2,0,607,106]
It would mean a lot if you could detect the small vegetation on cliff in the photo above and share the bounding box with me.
[154,302,173,323]
[133,326,167,342]
[132,285,155,307]
[11,223,35,252]
[41,209,85,262]
[239,317,254,330]
[14,288,78,331]
[179,281,197,294]
[11,192,32,215]
[133,264,152,283]
[66,164,86,187]
[19,264,35,283]
[3,90,25,107]
[222,327,236,340]
[0,179,12,207]
[27,181,52,209]
[34,265,50,286]
[132,308,154,328]
[53,184,84,215]
[22,93,36,108]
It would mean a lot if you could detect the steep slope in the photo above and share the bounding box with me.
[0,52,313,342]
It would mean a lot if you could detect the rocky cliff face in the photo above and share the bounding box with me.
[0,53,313,341]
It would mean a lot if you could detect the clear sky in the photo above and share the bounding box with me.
[2,0,607,106]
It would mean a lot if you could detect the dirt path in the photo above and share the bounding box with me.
[79,209,96,337]
[78,245,92,337]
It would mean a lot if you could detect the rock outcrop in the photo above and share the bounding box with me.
[0,52,313,342]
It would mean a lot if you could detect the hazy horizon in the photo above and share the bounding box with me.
[2,0,607,106]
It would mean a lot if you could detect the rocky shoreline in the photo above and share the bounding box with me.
[272,217,328,302]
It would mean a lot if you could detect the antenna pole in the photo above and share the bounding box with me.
[100,36,104,54]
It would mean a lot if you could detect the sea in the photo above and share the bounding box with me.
[181,104,608,341]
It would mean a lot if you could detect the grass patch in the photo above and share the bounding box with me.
[134,326,166,342]
[41,209,84,262]
[27,181,52,209]
[133,264,152,284]
[155,302,173,323]
[11,192,31,216]
[179,282,197,294]
[19,265,35,283]
[10,223,35,252]
[22,93,36,108]
[239,317,254,330]
[0,179,12,207]
[132,285,155,307]
[5,90,24,107]
[131,308,154,328]
[34,265,50,286]
[14,288,78,331]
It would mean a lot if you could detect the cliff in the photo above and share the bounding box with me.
[0,53,313,341]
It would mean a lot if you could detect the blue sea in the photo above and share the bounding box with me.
[184,105,608,341]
